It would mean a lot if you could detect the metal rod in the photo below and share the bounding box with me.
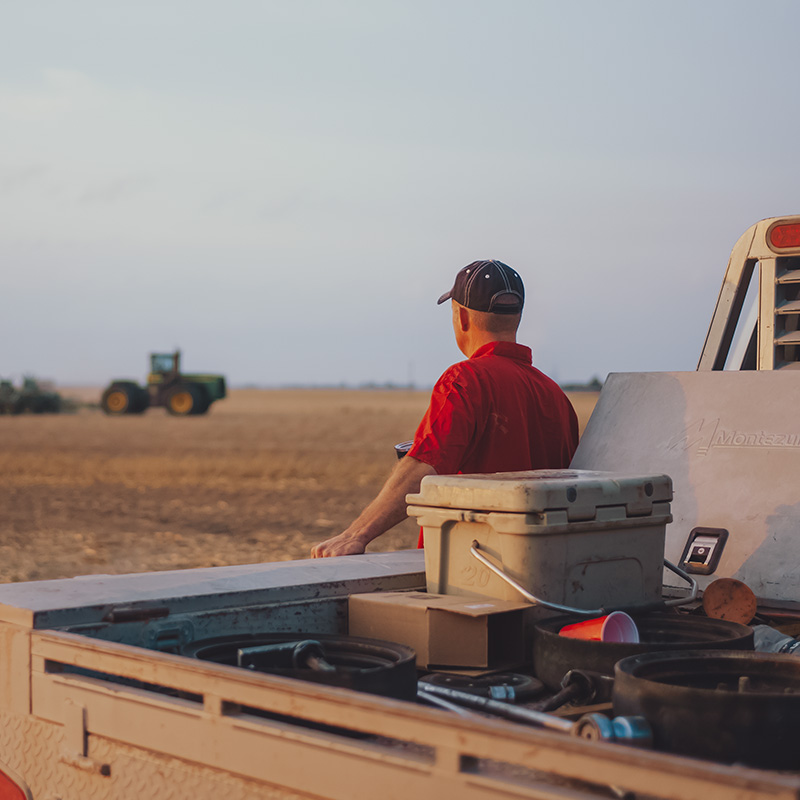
[416,690,479,718]
[470,541,698,615]
[469,541,605,615]
[527,682,581,713]
[662,559,699,606]
[417,682,573,733]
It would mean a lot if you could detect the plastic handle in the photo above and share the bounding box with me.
[469,541,698,616]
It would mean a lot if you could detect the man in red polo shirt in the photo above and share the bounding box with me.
[311,260,578,558]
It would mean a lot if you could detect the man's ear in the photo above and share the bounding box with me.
[457,305,471,331]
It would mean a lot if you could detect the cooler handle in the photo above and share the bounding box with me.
[469,541,697,616]
[662,559,699,606]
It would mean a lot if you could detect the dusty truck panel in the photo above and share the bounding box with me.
[0,553,797,800]
[0,553,426,630]
[573,215,800,605]
[571,370,800,606]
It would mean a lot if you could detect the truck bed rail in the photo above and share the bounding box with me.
[27,630,800,800]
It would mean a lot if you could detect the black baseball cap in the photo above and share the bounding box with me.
[437,259,524,315]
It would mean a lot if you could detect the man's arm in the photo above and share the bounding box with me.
[311,456,436,557]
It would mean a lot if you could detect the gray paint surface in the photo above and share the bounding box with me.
[0,551,426,628]
[571,371,800,605]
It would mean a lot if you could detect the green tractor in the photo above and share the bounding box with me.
[101,351,226,416]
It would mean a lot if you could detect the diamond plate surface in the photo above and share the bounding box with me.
[0,709,314,800]
[94,736,313,800]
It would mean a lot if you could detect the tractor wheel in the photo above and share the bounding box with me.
[130,386,150,414]
[166,384,202,416]
[190,385,211,415]
[101,383,139,415]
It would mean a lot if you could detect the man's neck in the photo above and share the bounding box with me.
[464,331,517,358]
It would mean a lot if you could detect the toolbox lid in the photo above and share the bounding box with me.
[405,469,672,518]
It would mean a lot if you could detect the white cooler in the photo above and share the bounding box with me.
[406,469,673,611]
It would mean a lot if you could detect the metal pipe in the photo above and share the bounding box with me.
[416,690,479,718]
[662,560,699,606]
[469,541,604,615]
[417,682,573,733]
[419,683,653,747]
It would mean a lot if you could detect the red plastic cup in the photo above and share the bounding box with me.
[558,611,639,643]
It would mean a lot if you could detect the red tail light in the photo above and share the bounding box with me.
[0,767,30,800]
[768,222,800,251]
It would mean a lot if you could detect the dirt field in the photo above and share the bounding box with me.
[0,389,598,583]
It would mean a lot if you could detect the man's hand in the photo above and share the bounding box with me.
[310,455,436,558]
[310,532,368,558]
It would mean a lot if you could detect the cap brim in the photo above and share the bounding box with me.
[437,291,452,305]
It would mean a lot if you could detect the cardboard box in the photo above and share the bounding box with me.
[348,591,528,669]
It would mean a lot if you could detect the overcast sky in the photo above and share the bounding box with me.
[2,0,799,387]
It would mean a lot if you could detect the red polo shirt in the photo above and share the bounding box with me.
[408,341,578,515]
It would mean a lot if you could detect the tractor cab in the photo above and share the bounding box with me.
[149,351,181,379]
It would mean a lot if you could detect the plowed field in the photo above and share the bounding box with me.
[0,389,597,582]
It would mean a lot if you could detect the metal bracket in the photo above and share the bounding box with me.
[142,619,195,653]
[59,699,110,776]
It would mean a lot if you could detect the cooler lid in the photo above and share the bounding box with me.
[405,469,672,519]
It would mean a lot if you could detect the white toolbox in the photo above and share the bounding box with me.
[406,469,673,611]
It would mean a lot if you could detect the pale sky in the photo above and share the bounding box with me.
[2,0,799,387]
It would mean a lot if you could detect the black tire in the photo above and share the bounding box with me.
[532,613,754,690]
[130,386,150,414]
[166,384,202,416]
[613,650,800,769]
[183,633,417,701]
[101,382,139,416]
[190,385,210,415]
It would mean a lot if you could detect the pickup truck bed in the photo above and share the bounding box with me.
[0,552,796,800]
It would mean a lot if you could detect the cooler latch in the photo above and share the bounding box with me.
[679,527,728,575]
